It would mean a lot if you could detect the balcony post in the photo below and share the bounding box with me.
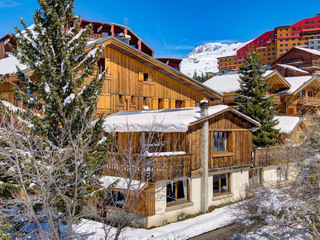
[200,99,209,213]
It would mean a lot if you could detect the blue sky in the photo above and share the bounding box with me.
[1,0,320,58]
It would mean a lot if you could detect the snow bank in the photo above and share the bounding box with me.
[274,116,301,134]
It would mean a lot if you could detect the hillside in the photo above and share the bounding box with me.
[180,41,246,77]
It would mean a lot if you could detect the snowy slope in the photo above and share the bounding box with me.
[180,41,247,77]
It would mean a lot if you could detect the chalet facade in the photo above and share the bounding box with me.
[101,103,261,227]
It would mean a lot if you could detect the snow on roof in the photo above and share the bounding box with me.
[203,70,277,93]
[99,176,145,191]
[0,55,28,75]
[277,75,316,94]
[295,46,320,56]
[274,116,302,134]
[103,105,260,133]
[276,64,309,74]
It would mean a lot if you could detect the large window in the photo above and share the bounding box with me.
[277,166,287,181]
[213,174,230,196]
[213,132,229,152]
[166,179,189,206]
[141,132,165,152]
[98,58,105,74]
[249,168,262,187]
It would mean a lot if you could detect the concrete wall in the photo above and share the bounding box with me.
[262,165,278,187]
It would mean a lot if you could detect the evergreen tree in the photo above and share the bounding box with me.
[193,71,211,83]
[0,0,109,238]
[236,51,279,148]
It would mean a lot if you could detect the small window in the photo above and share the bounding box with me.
[213,132,229,152]
[105,191,125,208]
[98,58,105,74]
[277,166,287,181]
[119,95,123,105]
[176,100,183,109]
[307,91,313,97]
[144,73,149,82]
[213,174,230,196]
[249,168,262,186]
[131,96,136,105]
[141,132,165,152]
[166,179,189,206]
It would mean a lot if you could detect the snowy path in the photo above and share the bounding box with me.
[75,203,243,240]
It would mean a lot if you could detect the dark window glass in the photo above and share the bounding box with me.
[177,181,186,201]
[166,183,176,203]
[221,174,228,193]
[144,73,149,82]
[213,176,220,194]
[214,132,218,152]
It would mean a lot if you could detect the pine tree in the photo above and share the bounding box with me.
[0,0,109,238]
[193,71,211,83]
[236,51,279,148]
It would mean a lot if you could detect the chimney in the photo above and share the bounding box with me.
[200,98,209,213]
[200,98,209,117]
[117,32,131,45]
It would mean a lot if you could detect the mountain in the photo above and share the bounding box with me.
[180,41,247,77]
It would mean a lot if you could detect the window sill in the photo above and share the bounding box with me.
[166,201,193,212]
[212,152,234,157]
[212,193,233,201]
[142,81,154,85]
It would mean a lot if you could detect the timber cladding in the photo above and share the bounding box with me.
[187,111,253,171]
[96,45,208,115]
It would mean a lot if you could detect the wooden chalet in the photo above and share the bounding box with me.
[203,70,289,107]
[0,36,222,117]
[271,46,320,76]
[101,104,260,227]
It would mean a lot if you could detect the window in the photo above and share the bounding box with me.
[143,73,149,82]
[105,191,125,208]
[307,91,313,97]
[118,95,123,105]
[98,58,106,74]
[213,174,230,196]
[143,97,147,105]
[130,96,136,105]
[249,169,262,186]
[141,132,165,152]
[176,100,183,109]
[166,179,189,206]
[277,166,287,181]
[213,132,229,152]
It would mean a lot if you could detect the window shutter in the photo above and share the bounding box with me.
[138,72,144,82]
[149,73,153,82]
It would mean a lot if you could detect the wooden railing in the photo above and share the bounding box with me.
[298,97,320,106]
[104,153,192,182]
[253,147,281,167]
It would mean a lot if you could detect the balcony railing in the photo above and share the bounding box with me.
[104,152,192,182]
[253,147,281,167]
[298,97,320,106]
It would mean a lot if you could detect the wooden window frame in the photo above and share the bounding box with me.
[130,96,136,107]
[166,179,190,207]
[249,168,262,187]
[213,173,230,197]
[213,131,232,154]
[140,132,165,152]
[118,95,125,107]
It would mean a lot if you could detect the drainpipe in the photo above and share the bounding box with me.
[200,98,209,213]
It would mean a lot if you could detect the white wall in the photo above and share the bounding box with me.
[262,165,278,187]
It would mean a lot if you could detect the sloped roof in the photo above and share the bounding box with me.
[103,105,260,133]
[0,55,28,75]
[203,70,288,93]
[294,46,320,56]
[274,116,303,134]
[277,75,320,95]
[275,64,309,74]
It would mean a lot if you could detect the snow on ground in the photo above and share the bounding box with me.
[74,204,244,240]
[180,41,247,77]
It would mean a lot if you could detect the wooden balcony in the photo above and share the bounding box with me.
[298,97,320,106]
[253,147,281,167]
[104,152,192,182]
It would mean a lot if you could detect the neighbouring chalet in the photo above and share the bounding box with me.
[203,70,290,107]
[0,36,222,116]
[101,103,261,227]
[271,46,320,76]
[274,116,307,144]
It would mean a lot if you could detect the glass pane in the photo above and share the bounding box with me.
[219,132,223,151]
[221,174,228,193]
[114,191,125,208]
[224,132,228,151]
[249,170,253,186]
[166,183,176,203]
[177,181,186,201]
[213,176,220,194]
[281,167,286,180]
[277,168,281,181]
[214,132,218,152]
[254,169,260,185]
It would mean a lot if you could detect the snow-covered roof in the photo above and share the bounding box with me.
[294,46,320,56]
[103,105,260,133]
[276,64,309,74]
[0,55,28,75]
[99,176,145,190]
[277,75,318,95]
[203,70,281,93]
[274,116,302,134]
